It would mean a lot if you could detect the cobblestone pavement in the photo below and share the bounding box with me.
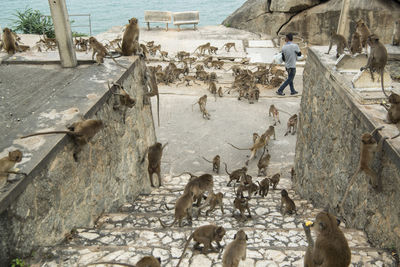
[37,172,395,266]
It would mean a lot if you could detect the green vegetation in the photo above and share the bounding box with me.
[12,8,88,38]
[13,8,55,38]
[10,258,25,267]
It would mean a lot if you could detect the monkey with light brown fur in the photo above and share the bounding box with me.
[325,31,348,58]
[177,224,226,267]
[86,255,161,267]
[356,19,371,54]
[121,17,140,56]
[193,42,211,55]
[360,34,388,98]
[350,32,362,55]
[284,114,298,136]
[337,126,387,213]
[199,192,224,216]
[382,93,400,138]
[142,142,168,187]
[228,132,269,165]
[184,173,214,207]
[159,191,194,227]
[280,189,297,215]
[202,155,220,174]
[108,82,136,123]
[303,211,351,267]
[269,104,281,126]
[257,147,271,176]
[221,42,237,52]
[265,125,276,140]
[232,195,252,219]
[0,150,26,188]
[1,28,18,54]
[222,229,247,267]
[89,37,128,69]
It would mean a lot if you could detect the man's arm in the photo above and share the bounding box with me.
[295,44,302,57]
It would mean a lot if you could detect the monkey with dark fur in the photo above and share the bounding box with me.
[202,155,220,174]
[224,163,247,186]
[159,191,194,227]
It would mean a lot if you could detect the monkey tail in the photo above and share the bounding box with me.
[110,56,129,70]
[202,156,213,163]
[380,70,389,98]
[85,262,135,267]
[370,126,384,136]
[223,162,231,176]
[337,171,359,212]
[20,131,77,139]
[176,233,194,267]
[156,91,160,127]
[158,217,176,228]
[227,143,249,151]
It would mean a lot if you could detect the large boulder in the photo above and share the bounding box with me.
[222,0,400,45]
[281,0,400,45]
[270,0,320,12]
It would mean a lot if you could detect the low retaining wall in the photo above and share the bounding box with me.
[294,48,400,252]
[0,58,156,263]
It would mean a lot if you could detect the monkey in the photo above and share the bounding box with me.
[224,163,247,186]
[208,81,218,95]
[0,150,26,188]
[195,64,205,72]
[145,41,154,48]
[121,17,140,56]
[280,189,297,215]
[221,42,237,52]
[211,60,224,70]
[159,50,168,61]
[200,192,224,216]
[202,56,213,68]
[240,58,250,65]
[269,104,281,126]
[177,225,226,267]
[240,173,253,186]
[202,155,220,174]
[350,31,362,55]
[360,34,388,98]
[381,93,400,127]
[393,19,400,46]
[108,81,136,123]
[88,37,128,69]
[239,182,258,199]
[139,44,149,60]
[86,255,161,267]
[252,133,260,144]
[178,75,200,86]
[222,229,247,267]
[232,196,252,219]
[183,173,214,207]
[228,131,269,165]
[107,38,122,49]
[148,45,161,56]
[265,125,276,140]
[74,37,89,52]
[209,46,218,54]
[20,119,103,144]
[257,177,270,197]
[337,126,387,213]
[284,114,298,136]
[325,31,348,58]
[37,36,57,51]
[290,167,296,180]
[356,19,371,54]
[192,95,210,119]
[270,173,280,190]
[159,191,194,227]
[1,28,17,54]
[145,67,160,126]
[193,42,211,55]
[225,65,242,76]
[303,211,351,267]
[141,142,168,187]
[218,87,223,97]
[257,147,271,176]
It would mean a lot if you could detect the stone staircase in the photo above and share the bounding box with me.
[35,174,395,267]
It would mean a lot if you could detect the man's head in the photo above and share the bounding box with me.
[286,33,293,42]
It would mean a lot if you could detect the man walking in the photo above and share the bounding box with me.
[276,33,301,96]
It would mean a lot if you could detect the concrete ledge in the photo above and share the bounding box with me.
[295,47,400,253]
[0,57,156,262]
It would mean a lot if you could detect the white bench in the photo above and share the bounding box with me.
[172,11,199,31]
[144,10,172,31]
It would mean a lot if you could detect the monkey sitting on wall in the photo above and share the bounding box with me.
[0,150,26,188]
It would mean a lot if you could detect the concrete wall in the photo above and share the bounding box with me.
[0,58,156,262]
[294,48,400,252]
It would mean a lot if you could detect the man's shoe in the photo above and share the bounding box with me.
[276,91,285,96]
[290,91,298,95]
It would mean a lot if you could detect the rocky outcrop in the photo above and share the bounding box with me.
[222,0,400,45]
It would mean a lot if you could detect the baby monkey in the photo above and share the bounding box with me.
[0,150,26,188]
[177,224,226,267]
[108,81,136,123]
[233,196,252,219]
[202,155,220,174]
[284,114,298,136]
[280,189,297,215]
[269,104,281,126]
[88,36,128,69]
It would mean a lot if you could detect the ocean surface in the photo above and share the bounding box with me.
[0,0,246,35]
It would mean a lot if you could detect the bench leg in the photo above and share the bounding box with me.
[166,23,168,31]
[177,25,180,31]
[194,24,197,30]
[147,22,150,31]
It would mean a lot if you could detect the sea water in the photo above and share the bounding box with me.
[0,0,246,35]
